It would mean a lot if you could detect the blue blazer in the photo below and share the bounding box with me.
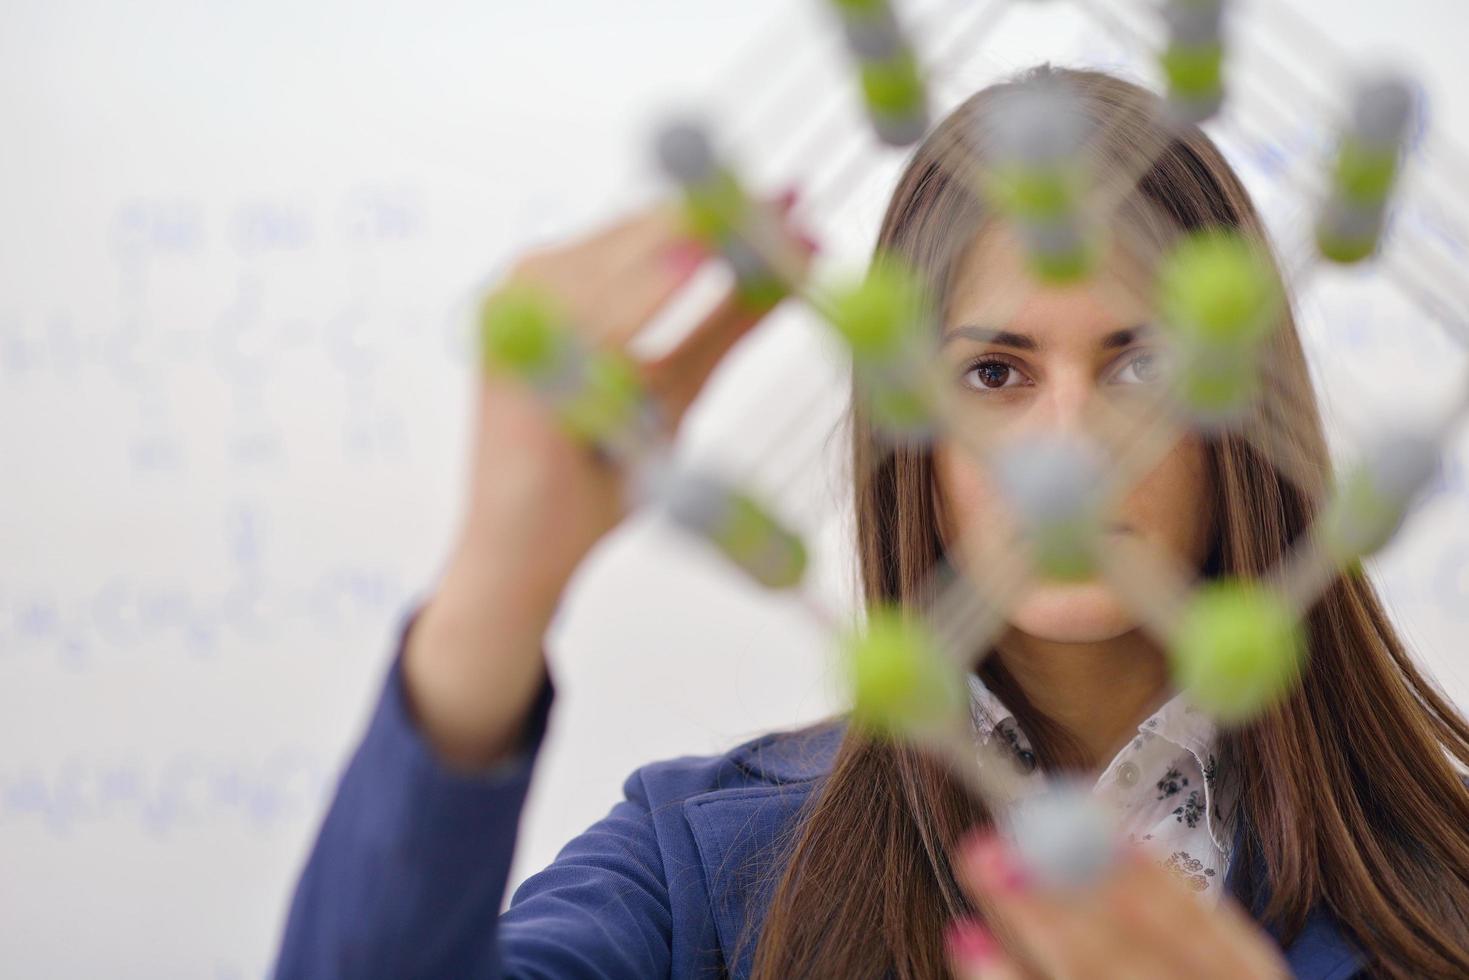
[273,610,1368,979]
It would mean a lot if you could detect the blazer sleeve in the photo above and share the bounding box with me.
[272,605,674,980]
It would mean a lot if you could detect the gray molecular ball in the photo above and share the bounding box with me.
[1162,0,1223,48]
[1319,197,1386,244]
[1352,74,1415,149]
[654,119,718,186]
[1167,90,1225,128]
[1367,429,1441,505]
[719,232,777,287]
[869,110,928,149]
[1006,782,1119,889]
[873,110,930,148]
[1019,217,1087,260]
[660,468,733,538]
[839,6,902,61]
[1330,427,1440,558]
[989,433,1108,533]
[988,81,1087,167]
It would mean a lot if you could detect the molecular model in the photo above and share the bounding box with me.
[480,0,1468,888]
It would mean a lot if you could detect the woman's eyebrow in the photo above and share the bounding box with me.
[1100,325,1150,349]
[941,324,1151,350]
[941,326,1038,350]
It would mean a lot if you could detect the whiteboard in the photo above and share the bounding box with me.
[2,1,1468,977]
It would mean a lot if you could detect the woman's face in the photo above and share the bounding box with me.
[932,225,1216,643]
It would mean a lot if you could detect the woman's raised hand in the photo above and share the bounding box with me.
[404,193,810,768]
[946,832,1290,979]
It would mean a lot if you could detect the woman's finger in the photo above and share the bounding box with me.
[588,185,794,267]
[945,918,1028,980]
[568,189,804,350]
[958,833,1186,980]
[1103,848,1275,979]
[641,228,818,429]
[959,831,1289,980]
[985,882,1169,980]
[586,230,712,348]
[515,206,701,348]
[640,293,760,428]
[954,833,1106,979]
[504,201,694,347]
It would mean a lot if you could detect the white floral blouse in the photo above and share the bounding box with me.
[967,674,1238,902]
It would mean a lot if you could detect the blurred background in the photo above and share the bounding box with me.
[3,1,1469,976]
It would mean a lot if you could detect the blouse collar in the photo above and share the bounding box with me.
[965,671,1238,859]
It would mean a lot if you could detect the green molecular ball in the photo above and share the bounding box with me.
[1169,581,1305,724]
[714,493,808,590]
[1334,138,1401,204]
[860,369,937,437]
[1321,470,1403,563]
[1160,42,1223,100]
[664,471,807,589]
[1029,521,1101,582]
[1319,432,1438,564]
[987,166,1081,222]
[826,257,930,359]
[1157,231,1281,348]
[859,53,925,117]
[682,170,751,243]
[1317,228,1380,266]
[558,351,647,447]
[479,283,567,377]
[720,233,792,312]
[1028,241,1095,285]
[480,283,651,452]
[845,607,965,739]
[734,271,789,312]
[1176,351,1260,423]
[990,434,1108,581]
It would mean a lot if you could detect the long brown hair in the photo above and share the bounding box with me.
[746,66,1469,979]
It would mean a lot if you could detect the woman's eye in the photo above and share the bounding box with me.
[1111,349,1168,385]
[962,358,1027,390]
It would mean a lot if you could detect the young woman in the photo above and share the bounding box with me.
[273,67,1469,979]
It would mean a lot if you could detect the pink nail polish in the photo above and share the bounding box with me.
[662,241,707,275]
[945,917,1000,966]
[793,228,822,256]
[972,837,1030,894]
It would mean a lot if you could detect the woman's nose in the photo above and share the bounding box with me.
[1022,366,1095,435]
